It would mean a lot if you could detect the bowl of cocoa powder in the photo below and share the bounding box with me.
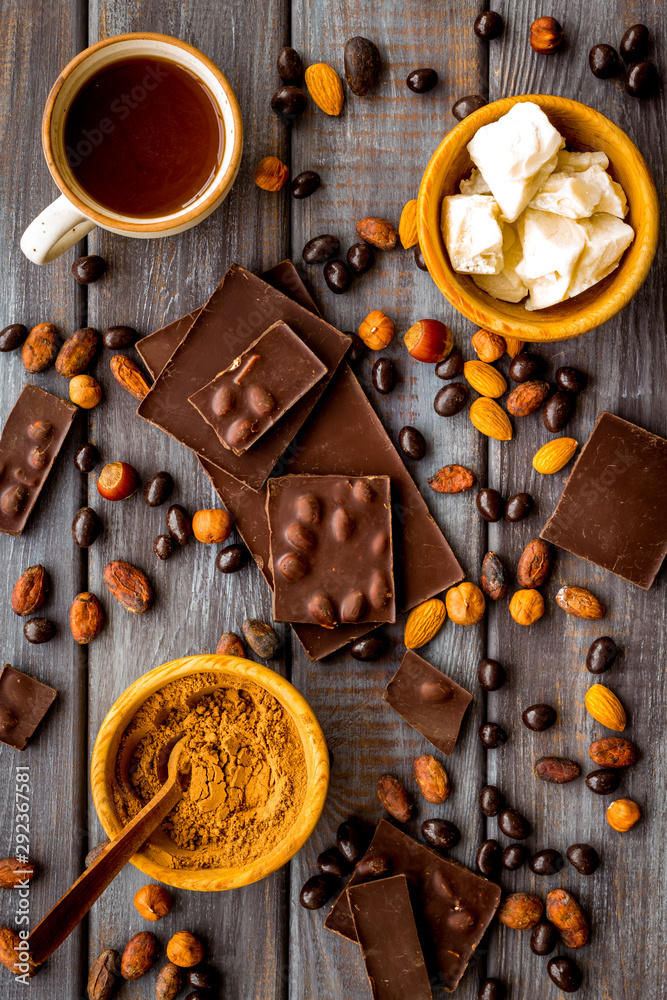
[91,654,329,890]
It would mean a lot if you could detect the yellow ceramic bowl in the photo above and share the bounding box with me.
[417,94,659,342]
[91,654,329,891]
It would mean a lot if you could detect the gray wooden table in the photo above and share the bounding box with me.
[0,1,665,997]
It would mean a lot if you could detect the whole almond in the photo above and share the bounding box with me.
[0,925,38,976]
[55,327,100,377]
[498,893,544,930]
[506,380,550,417]
[399,200,418,249]
[154,962,183,1000]
[556,585,605,619]
[304,62,344,115]
[87,948,120,1000]
[413,754,450,803]
[121,931,158,981]
[0,857,38,889]
[427,464,476,494]
[516,539,553,589]
[70,592,104,644]
[532,437,577,474]
[216,631,245,656]
[534,756,581,784]
[254,156,289,191]
[546,888,589,949]
[504,336,525,357]
[469,396,512,440]
[584,684,626,731]
[110,355,151,401]
[471,329,506,362]
[103,560,154,614]
[376,774,414,822]
[22,323,58,373]
[403,598,447,649]
[463,359,507,398]
[11,564,49,616]
[589,737,639,768]
[480,551,508,601]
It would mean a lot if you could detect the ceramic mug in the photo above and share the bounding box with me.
[21,32,243,265]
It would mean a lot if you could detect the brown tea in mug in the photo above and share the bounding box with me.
[64,56,225,218]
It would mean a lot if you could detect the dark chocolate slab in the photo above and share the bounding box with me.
[266,474,395,627]
[137,264,350,490]
[189,321,326,455]
[383,650,473,756]
[0,385,77,536]
[541,411,667,589]
[326,820,500,992]
[348,875,433,1000]
[0,664,57,751]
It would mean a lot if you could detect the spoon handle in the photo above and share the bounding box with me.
[27,776,183,967]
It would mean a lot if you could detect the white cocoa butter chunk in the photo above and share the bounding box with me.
[556,149,609,173]
[515,208,587,310]
[473,223,528,303]
[441,194,504,274]
[459,168,492,196]
[528,171,602,219]
[567,213,635,299]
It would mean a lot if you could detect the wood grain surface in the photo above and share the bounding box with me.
[0,1,664,998]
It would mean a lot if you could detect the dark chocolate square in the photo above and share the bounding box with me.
[0,664,57,751]
[541,411,667,589]
[383,650,472,756]
[266,474,396,627]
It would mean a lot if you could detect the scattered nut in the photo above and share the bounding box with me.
[516,538,553,589]
[97,461,140,501]
[134,884,173,922]
[154,962,183,1000]
[242,618,280,658]
[254,156,289,191]
[427,464,476,494]
[534,756,581,784]
[584,684,626,731]
[103,560,154,614]
[504,336,525,357]
[509,589,545,626]
[376,774,414,822]
[469,397,512,440]
[545,889,589,949]
[22,323,58,373]
[530,16,565,53]
[506,380,550,417]
[445,582,485,625]
[356,217,399,250]
[398,199,418,249]
[556,585,605,620]
[87,948,120,1000]
[403,598,447,649]
[606,798,641,832]
[358,310,394,350]
[69,592,104,644]
[471,329,505,362]
[192,509,232,544]
[110,355,151,401]
[304,62,344,115]
[464,359,507,398]
[404,319,453,363]
[498,893,544,930]
[216,631,245,656]
[0,925,37,976]
[121,931,158,980]
[589,737,639,768]
[11,564,49,616]
[166,930,204,968]
[532,437,578,474]
[70,374,102,409]
[413,754,450,803]
[0,857,38,889]
[480,551,509,601]
[55,327,100,377]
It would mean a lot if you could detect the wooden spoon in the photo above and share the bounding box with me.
[27,735,190,968]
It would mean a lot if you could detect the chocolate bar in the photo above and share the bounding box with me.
[189,321,326,455]
[0,664,57,750]
[326,820,500,991]
[540,411,667,589]
[348,875,433,1000]
[383,650,472,756]
[266,475,395,627]
[0,385,77,536]
[137,264,350,491]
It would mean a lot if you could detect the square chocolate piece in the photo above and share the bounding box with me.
[348,875,433,1000]
[326,820,501,992]
[0,664,57,750]
[383,650,472,756]
[266,474,395,628]
[188,321,326,455]
[541,411,667,589]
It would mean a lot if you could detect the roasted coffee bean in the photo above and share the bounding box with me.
[478,722,507,749]
[625,60,659,98]
[547,956,582,993]
[479,784,504,817]
[530,921,559,956]
[476,488,504,523]
[74,442,99,474]
[509,351,544,383]
[153,535,174,560]
[143,471,174,507]
[478,979,505,1000]
[477,658,505,691]
[504,492,533,522]
[414,244,428,270]
[291,170,320,199]
[474,10,504,39]
[543,390,574,432]
[586,636,617,674]
[421,818,461,850]
[529,848,564,876]
[299,873,340,910]
[350,632,388,661]
[406,67,438,93]
[72,506,102,548]
[498,808,531,839]
[372,358,396,394]
[452,94,487,120]
[277,46,303,83]
[346,242,374,275]
[566,843,600,875]
[324,260,353,294]
[356,850,392,881]
[166,504,192,546]
[555,366,586,394]
[345,332,366,363]
[0,324,27,352]
[434,382,469,416]
[24,617,56,644]
[476,839,502,876]
[522,703,557,732]
[317,847,350,878]
[589,43,620,78]
[271,84,307,120]
[398,425,426,461]
[187,965,219,990]
[620,23,649,63]
[72,255,106,284]
[303,234,340,264]
[337,818,370,864]
[502,844,528,871]
[102,325,137,349]
[585,768,621,795]
[216,544,248,574]
[435,347,463,380]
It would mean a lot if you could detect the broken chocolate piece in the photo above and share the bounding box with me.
[0,664,57,750]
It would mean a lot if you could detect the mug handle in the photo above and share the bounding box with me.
[21,194,96,265]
